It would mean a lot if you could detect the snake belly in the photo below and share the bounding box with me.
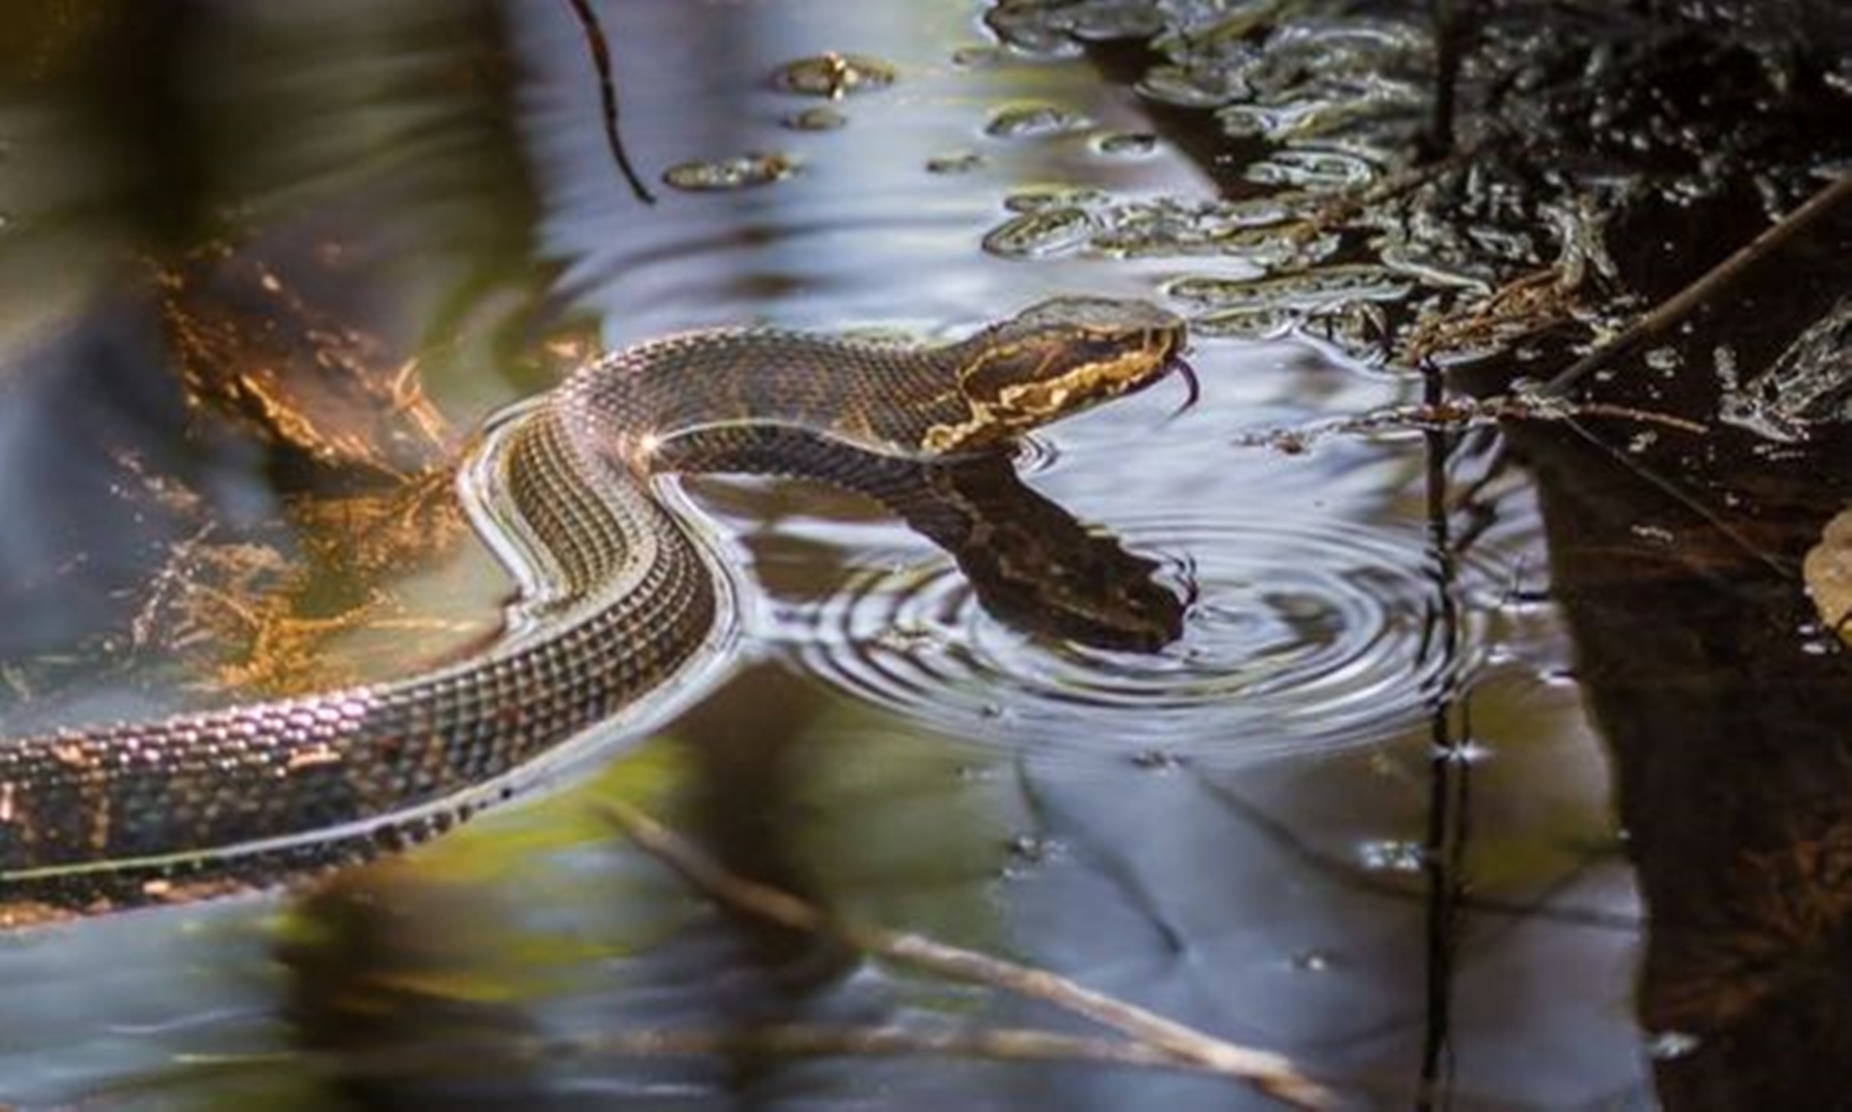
[0,297,1185,910]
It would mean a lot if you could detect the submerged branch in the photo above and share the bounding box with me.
[598,801,1332,1109]
[564,0,657,204]
[162,1024,1234,1084]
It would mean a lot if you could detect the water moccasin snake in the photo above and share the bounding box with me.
[0,296,1187,914]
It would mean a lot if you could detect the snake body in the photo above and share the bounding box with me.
[0,297,1185,912]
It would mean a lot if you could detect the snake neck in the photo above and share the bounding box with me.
[560,329,974,466]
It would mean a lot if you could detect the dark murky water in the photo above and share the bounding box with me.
[0,0,1846,1107]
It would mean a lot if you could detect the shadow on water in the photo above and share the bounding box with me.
[1470,199,1852,1107]
[0,0,1849,1108]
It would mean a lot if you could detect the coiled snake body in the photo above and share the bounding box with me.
[0,297,1186,914]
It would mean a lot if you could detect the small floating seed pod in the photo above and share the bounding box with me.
[661,152,795,192]
[773,53,895,98]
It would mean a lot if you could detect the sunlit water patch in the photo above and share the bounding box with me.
[772,512,1508,765]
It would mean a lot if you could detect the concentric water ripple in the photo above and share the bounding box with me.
[772,514,1507,764]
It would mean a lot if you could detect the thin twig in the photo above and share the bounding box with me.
[1230,394,1708,454]
[169,1024,1261,1082]
[598,801,1332,1109]
[564,0,657,204]
[1545,174,1852,395]
[1558,411,1794,579]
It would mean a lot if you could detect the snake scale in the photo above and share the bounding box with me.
[0,296,1186,916]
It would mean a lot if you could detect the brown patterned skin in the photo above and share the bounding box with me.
[0,297,1185,915]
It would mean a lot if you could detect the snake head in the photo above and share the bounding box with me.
[926,297,1187,454]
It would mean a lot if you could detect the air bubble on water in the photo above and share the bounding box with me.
[1005,834,1055,864]
[1645,1030,1701,1060]
[1290,949,1332,972]
[1435,739,1492,764]
[1358,839,1425,872]
[1712,344,1739,390]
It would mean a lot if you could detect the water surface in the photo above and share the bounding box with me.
[0,1,1722,1106]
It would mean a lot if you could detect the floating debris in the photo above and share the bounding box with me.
[1720,297,1852,441]
[984,102,1091,139]
[1135,63,1250,109]
[1189,224,1339,270]
[782,106,847,131]
[661,152,794,192]
[1087,195,1327,261]
[1357,839,1426,872]
[925,151,986,175]
[972,189,1345,269]
[1218,98,1365,143]
[1168,264,1414,313]
[951,44,1006,68]
[781,106,848,131]
[1003,184,1110,212]
[1301,302,1393,365]
[1804,506,1852,637]
[982,2,1080,54]
[1643,346,1681,373]
[1093,131,1159,157]
[773,53,895,98]
[1061,0,1166,41]
[1244,147,1379,191]
[1189,306,1299,340]
[986,0,1165,53]
[1376,241,1497,294]
[981,208,1094,259]
[1129,747,1182,771]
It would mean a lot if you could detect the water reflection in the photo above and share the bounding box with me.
[785,508,1509,763]
[1488,192,1852,1105]
[0,0,551,728]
